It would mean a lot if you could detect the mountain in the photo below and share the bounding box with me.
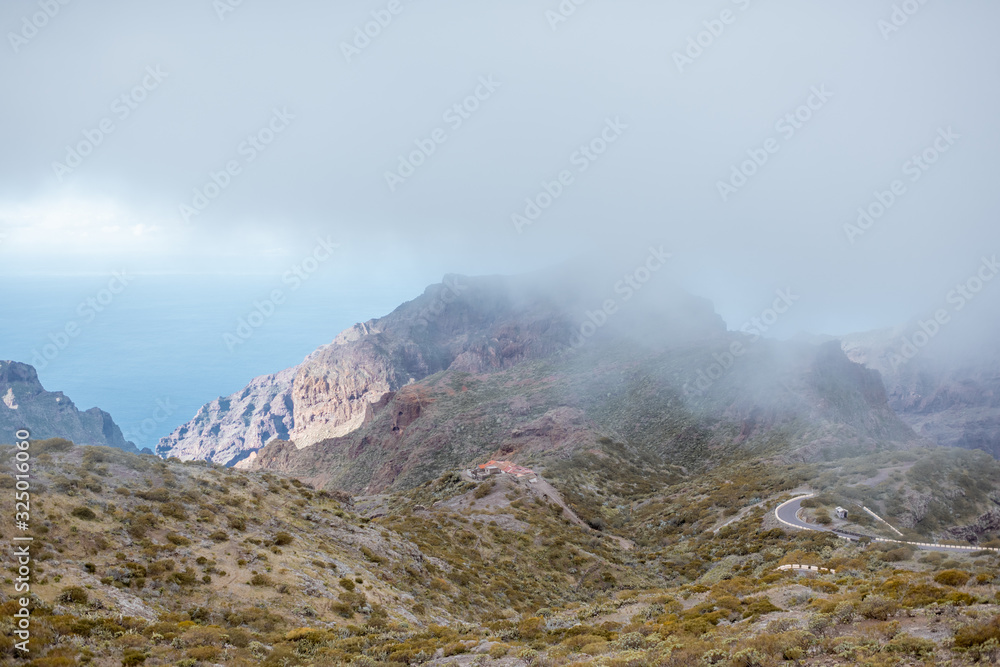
[836,326,1000,459]
[163,266,923,485]
[0,360,138,451]
[156,367,295,465]
[161,267,729,465]
[249,336,920,494]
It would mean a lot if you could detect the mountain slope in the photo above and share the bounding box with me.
[835,326,1000,459]
[250,334,921,494]
[161,268,726,465]
[6,438,999,667]
[0,360,138,451]
[165,267,926,485]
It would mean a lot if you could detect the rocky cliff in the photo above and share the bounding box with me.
[162,268,728,465]
[155,367,296,465]
[0,360,137,451]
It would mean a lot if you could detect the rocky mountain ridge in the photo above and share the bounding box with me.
[248,332,922,494]
[161,268,727,466]
[0,360,138,451]
[161,266,1000,484]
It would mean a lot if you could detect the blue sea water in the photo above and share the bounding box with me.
[2,274,412,451]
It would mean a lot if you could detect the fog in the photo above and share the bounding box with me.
[2,0,999,339]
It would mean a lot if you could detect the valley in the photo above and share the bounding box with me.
[1,437,998,665]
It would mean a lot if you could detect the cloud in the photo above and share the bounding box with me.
[0,0,997,333]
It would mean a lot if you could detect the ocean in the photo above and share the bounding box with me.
[2,274,410,451]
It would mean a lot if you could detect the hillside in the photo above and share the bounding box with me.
[155,368,295,466]
[159,268,727,466]
[2,439,999,666]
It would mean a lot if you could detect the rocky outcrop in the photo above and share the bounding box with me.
[168,267,929,478]
[286,274,588,447]
[948,507,1000,544]
[156,367,295,465]
[0,360,137,451]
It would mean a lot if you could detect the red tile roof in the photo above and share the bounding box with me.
[478,460,535,477]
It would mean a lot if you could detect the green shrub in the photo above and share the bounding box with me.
[58,587,88,604]
[902,583,949,607]
[886,633,936,656]
[858,595,898,621]
[121,649,148,666]
[518,617,545,640]
[249,574,273,587]
[360,546,385,564]
[934,569,971,587]
[443,642,467,657]
[880,547,911,562]
[169,568,198,586]
[147,559,175,577]
[71,506,97,521]
[953,615,1000,649]
[33,438,75,454]
[474,480,495,499]
[186,646,220,662]
[161,501,187,520]
[742,597,782,619]
[730,648,767,667]
[165,532,191,546]
[135,488,170,502]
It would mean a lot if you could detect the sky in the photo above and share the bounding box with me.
[2,1,999,442]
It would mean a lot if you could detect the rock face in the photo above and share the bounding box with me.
[156,367,295,465]
[0,360,137,451]
[164,268,728,466]
[167,266,931,482]
[885,360,1000,459]
[287,274,588,447]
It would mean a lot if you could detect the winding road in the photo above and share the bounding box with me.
[774,494,1000,554]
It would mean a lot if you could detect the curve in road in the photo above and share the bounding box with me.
[774,494,1000,554]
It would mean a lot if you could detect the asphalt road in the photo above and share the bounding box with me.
[774,494,1000,554]
[774,495,817,531]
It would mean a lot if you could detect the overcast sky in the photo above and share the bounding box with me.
[2,0,999,336]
